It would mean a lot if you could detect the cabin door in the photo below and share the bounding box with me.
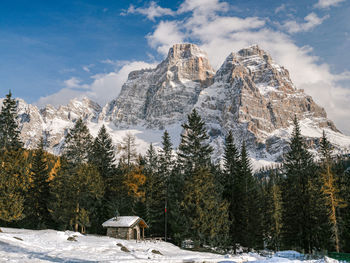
[133,229,137,240]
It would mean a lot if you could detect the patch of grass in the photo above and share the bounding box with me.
[116,243,123,247]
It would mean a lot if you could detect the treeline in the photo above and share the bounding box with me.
[1,91,350,254]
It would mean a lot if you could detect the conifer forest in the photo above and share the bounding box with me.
[1,91,350,254]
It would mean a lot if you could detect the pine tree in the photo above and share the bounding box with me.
[27,138,51,229]
[0,150,28,222]
[0,91,23,151]
[319,131,346,252]
[222,130,241,249]
[89,125,117,233]
[177,109,213,173]
[282,116,319,253]
[144,144,166,236]
[158,130,173,241]
[50,161,104,232]
[90,125,116,181]
[181,167,229,247]
[262,169,283,251]
[241,142,263,250]
[63,118,93,164]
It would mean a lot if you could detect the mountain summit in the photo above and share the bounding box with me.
[101,43,215,128]
[6,43,350,168]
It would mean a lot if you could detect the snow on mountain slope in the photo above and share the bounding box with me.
[0,227,337,262]
[2,43,350,168]
[101,43,215,129]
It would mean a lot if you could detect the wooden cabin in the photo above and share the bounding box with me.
[102,216,148,240]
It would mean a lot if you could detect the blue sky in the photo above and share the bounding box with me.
[0,0,350,133]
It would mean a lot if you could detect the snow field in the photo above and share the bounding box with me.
[0,227,339,263]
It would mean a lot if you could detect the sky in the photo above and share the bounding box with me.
[0,0,349,134]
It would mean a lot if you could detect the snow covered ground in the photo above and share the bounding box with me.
[0,227,338,263]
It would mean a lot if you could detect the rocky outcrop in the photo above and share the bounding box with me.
[101,43,215,128]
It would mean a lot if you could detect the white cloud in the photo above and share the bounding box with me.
[146,21,185,55]
[36,61,157,107]
[178,0,229,16]
[123,1,175,21]
[143,0,350,134]
[275,4,286,14]
[314,0,346,8]
[279,12,329,34]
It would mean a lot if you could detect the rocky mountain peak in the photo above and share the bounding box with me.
[102,43,215,128]
[167,43,209,61]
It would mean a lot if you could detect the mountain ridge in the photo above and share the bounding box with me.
[2,43,349,169]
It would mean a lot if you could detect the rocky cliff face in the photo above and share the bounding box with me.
[15,97,101,154]
[195,45,341,160]
[2,43,350,168]
[101,43,215,128]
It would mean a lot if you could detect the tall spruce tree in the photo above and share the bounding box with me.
[282,116,319,253]
[27,138,51,229]
[262,169,283,251]
[181,167,229,247]
[159,130,173,241]
[241,142,263,250]
[177,109,213,173]
[0,91,23,151]
[0,91,26,225]
[51,119,104,232]
[89,125,117,233]
[63,118,93,164]
[222,131,241,249]
[0,150,27,223]
[50,161,104,232]
[144,144,165,236]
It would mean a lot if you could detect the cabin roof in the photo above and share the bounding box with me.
[102,216,148,228]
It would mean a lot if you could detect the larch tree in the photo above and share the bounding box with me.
[319,131,346,252]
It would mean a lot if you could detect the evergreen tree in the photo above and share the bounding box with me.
[63,118,93,164]
[50,161,104,232]
[144,144,166,236]
[177,109,213,173]
[262,169,283,251]
[241,142,263,250]
[158,130,173,241]
[27,138,51,229]
[0,91,23,151]
[181,167,229,247]
[89,125,117,233]
[222,130,241,249]
[282,116,320,253]
[0,150,28,222]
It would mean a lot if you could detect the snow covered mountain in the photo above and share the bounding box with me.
[3,43,350,168]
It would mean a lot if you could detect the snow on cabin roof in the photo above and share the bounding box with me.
[102,216,148,228]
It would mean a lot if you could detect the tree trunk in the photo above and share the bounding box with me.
[75,203,79,232]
